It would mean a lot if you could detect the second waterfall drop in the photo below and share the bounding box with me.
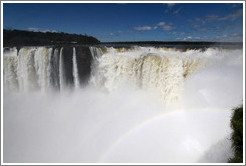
[73,47,80,89]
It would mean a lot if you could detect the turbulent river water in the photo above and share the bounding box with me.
[3,46,243,163]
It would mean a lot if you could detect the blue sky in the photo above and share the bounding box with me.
[3,3,244,42]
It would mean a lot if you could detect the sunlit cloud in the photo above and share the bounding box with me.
[134,26,152,31]
[134,21,174,31]
[154,22,174,31]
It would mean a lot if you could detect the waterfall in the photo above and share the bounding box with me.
[3,47,19,92]
[89,47,205,102]
[89,46,103,60]
[34,47,52,93]
[3,47,63,92]
[3,46,243,104]
[49,48,60,90]
[59,47,65,91]
[17,47,38,92]
[3,45,243,163]
[89,47,101,86]
[3,46,92,92]
[72,47,80,89]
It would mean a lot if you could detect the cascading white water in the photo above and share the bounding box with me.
[3,46,243,163]
[17,47,38,92]
[34,47,52,93]
[72,47,80,89]
[3,47,64,93]
[90,47,205,102]
[59,47,65,91]
[89,47,103,86]
[3,48,19,92]
[3,46,84,93]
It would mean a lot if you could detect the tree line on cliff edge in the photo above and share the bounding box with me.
[228,105,243,163]
[3,29,100,47]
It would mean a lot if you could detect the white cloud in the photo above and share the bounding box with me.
[155,22,174,31]
[27,27,57,33]
[157,22,165,26]
[164,3,177,13]
[220,9,243,21]
[183,36,192,41]
[28,27,39,32]
[204,9,243,22]
[176,36,201,41]
[161,24,174,31]
[176,36,203,41]
[169,31,186,36]
[204,15,217,21]
[42,29,51,32]
[134,26,152,31]
[193,9,243,25]
[175,33,242,42]
[214,33,243,42]
[134,22,174,31]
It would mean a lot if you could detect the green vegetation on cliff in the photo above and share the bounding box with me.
[229,105,243,163]
[3,29,100,47]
